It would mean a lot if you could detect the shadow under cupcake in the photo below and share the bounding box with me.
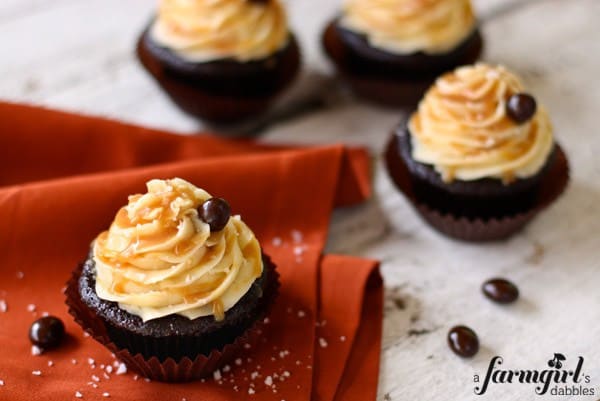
[385,64,569,241]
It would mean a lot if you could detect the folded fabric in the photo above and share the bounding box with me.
[0,102,383,401]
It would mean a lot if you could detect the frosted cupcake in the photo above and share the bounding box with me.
[68,178,278,381]
[323,0,483,106]
[137,0,301,123]
[386,64,569,240]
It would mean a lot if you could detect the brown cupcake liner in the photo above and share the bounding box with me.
[65,263,279,382]
[322,21,482,108]
[384,134,570,242]
[137,29,301,125]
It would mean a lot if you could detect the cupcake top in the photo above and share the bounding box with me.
[93,178,263,322]
[409,64,555,183]
[340,0,477,55]
[151,0,289,63]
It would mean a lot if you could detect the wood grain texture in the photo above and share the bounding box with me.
[1,1,599,400]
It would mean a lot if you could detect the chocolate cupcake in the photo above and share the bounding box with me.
[323,0,483,107]
[386,64,569,240]
[66,178,278,381]
[137,0,301,123]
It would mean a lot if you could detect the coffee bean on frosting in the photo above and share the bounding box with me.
[482,278,519,304]
[506,93,537,124]
[199,198,231,232]
[29,316,65,349]
[447,326,479,358]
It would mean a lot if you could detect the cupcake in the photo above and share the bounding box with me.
[137,0,301,124]
[323,0,483,107]
[385,64,569,241]
[66,178,278,381]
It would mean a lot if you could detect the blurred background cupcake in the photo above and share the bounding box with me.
[137,0,301,124]
[386,64,569,241]
[323,0,483,107]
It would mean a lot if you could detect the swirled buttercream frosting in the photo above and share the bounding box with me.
[150,0,289,62]
[93,178,263,322]
[341,0,476,55]
[409,64,554,183]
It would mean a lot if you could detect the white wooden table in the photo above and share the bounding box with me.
[1,1,599,400]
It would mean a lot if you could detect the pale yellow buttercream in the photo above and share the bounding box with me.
[341,0,476,55]
[409,64,554,183]
[151,0,289,62]
[93,178,263,322]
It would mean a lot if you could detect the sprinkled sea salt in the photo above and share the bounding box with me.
[27,304,36,312]
[32,370,42,376]
[293,246,305,256]
[272,237,282,247]
[87,358,95,366]
[319,337,328,348]
[297,310,306,318]
[91,375,100,382]
[264,376,273,387]
[0,379,4,386]
[75,391,83,398]
[16,271,24,279]
[235,358,243,366]
[244,343,251,349]
[291,230,303,243]
[48,361,54,367]
[213,370,222,381]
[72,359,78,365]
[248,388,255,395]
[222,365,231,373]
[340,336,346,342]
[250,371,259,380]
[0,300,7,313]
[116,363,127,375]
[282,371,291,378]
[31,345,43,356]
[105,365,113,374]
[102,392,110,398]
[263,317,270,324]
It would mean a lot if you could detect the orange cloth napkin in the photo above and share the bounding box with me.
[0,103,382,401]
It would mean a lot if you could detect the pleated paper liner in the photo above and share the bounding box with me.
[65,258,280,382]
[384,134,570,242]
[136,26,302,126]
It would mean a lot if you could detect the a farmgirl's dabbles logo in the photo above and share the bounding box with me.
[474,354,594,396]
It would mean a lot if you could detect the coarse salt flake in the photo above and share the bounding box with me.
[31,345,43,356]
[319,338,328,348]
[75,391,83,398]
[116,363,127,375]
